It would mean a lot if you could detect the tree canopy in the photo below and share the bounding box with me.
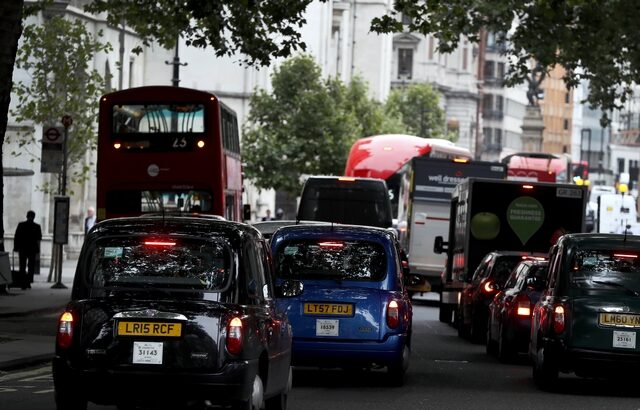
[85,0,318,65]
[385,83,446,139]
[242,55,398,195]
[11,15,110,194]
[371,0,640,122]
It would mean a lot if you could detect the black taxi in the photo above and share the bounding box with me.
[530,233,640,389]
[52,216,292,409]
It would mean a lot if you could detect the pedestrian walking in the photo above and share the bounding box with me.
[85,206,97,234]
[262,209,274,221]
[275,208,285,220]
[13,210,42,289]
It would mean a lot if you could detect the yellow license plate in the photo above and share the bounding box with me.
[117,321,182,337]
[304,303,353,316]
[599,313,640,328]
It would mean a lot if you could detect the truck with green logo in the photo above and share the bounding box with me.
[434,178,588,323]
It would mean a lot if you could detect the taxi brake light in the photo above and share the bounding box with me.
[338,177,356,182]
[614,253,638,258]
[453,157,469,163]
[522,184,534,189]
[318,241,344,249]
[226,317,243,355]
[383,146,393,151]
[113,142,121,149]
[144,240,176,247]
[552,305,565,333]
[387,300,400,328]
[482,280,496,293]
[57,311,74,349]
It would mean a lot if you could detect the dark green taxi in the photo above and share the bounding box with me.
[530,233,640,389]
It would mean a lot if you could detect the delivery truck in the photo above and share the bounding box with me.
[396,157,506,294]
[435,178,588,323]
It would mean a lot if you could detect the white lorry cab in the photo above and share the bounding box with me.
[396,157,506,295]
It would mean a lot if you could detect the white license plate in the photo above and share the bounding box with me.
[316,319,339,337]
[613,330,636,349]
[133,341,163,364]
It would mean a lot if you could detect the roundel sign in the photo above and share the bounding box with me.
[43,126,63,144]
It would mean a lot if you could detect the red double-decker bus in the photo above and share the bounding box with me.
[97,86,243,221]
[344,134,473,215]
[501,152,575,183]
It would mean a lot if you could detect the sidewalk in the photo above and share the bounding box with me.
[0,259,76,370]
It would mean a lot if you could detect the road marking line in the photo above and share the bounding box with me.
[434,359,469,363]
[0,366,50,383]
[0,387,18,393]
[34,389,54,394]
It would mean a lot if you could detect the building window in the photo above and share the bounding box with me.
[428,37,434,60]
[484,61,494,79]
[401,13,412,25]
[563,119,569,130]
[462,41,468,70]
[495,129,502,147]
[496,62,505,80]
[618,158,625,174]
[128,58,134,87]
[398,48,413,79]
[565,92,570,104]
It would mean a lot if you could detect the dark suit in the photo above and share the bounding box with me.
[14,219,42,288]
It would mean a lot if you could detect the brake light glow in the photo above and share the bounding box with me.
[144,240,177,247]
[197,140,205,148]
[482,280,495,293]
[113,142,121,149]
[515,294,532,316]
[522,184,534,189]
[338,177,356,182]
[552,305,565,333]
[614,253,638,258]
[383,146,393,151]
[57,311,74,349]
[387,300,400,328]
[453,157,469,163]
[226,317,243,355]
[318,241,344,249]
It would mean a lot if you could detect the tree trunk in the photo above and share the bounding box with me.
[0,1,25,252]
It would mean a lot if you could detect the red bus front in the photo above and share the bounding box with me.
[97,86,242,221]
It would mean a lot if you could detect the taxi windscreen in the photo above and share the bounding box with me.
[275,239,387,281]
[86,236,232,291]
[570,250,640,293]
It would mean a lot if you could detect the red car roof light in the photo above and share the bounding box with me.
[318,241,344,249]
[57,311,75,349]
[144,240,177,247]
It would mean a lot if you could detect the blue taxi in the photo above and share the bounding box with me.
[270,224,412,385]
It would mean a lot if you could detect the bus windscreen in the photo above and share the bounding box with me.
[112,104,205,133]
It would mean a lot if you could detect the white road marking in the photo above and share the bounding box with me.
[34,389,54,394]
[0,366,50,383]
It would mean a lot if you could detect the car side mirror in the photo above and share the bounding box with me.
[434,236,448,254]
[276,279,304,298]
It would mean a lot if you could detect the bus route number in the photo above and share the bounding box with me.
[173,137,187,148]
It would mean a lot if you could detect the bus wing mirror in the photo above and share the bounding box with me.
[243,204,251,222]
[434,236,448,254]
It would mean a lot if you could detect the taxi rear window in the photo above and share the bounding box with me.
[570,250,640,292]
[275,239,387,281]
[86,236,232,292]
